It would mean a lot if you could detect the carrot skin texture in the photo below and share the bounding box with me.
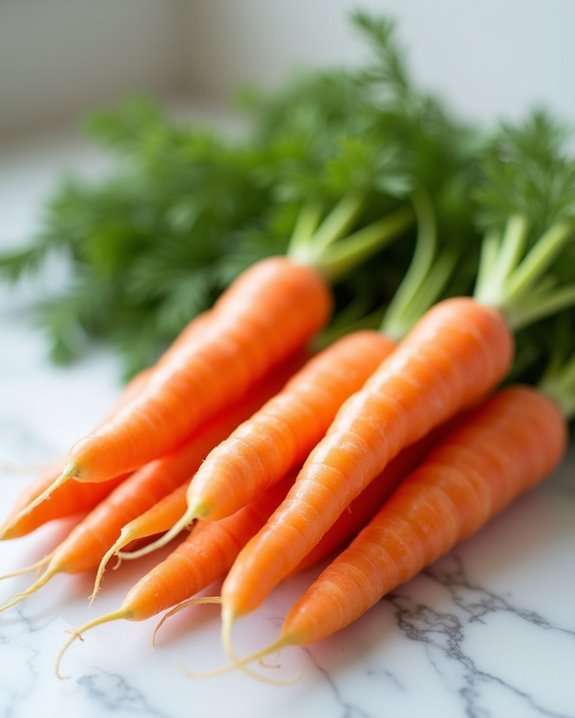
[189,331,396,520]
[223,298,513,617]
[121,478,295,621]
[114,428,428,571]
[283,387,567,644]
[39,357,302,575]
[122,435,435,624]
[296,433,438,573]
[70,258,331,483]
[119,434,433,618]
[120,484,188,547]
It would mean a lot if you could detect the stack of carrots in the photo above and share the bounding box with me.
[2,64,575,683]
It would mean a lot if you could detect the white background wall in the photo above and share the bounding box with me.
[0,0,184,135]
[181,0,575,123]
[0,0,573,135]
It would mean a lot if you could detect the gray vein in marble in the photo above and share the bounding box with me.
[77,672,172,718]
[425,555,575,637]
[303,649,371,718]
[365,665,405,693]
[388,593,574,718]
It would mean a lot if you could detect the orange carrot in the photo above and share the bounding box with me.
[224,386,566,669]
[55,437,432,676]
[0,366,154,540]
[94,423,433,595]
[92,484,188,596]
[25,259,329,503]
[122,330,396,560]
[55,475,297,678]
[296,432,438,573]
[0,469,125,540]
[0,354,301,613]
[55,427,442,676]
[222,297,513,621]
[14,191,413,524]
[118,484,188,553]
[1,311,211,539]
[189,331,395,519]
[283,387,566,642]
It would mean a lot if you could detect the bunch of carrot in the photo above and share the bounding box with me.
[2,18,575,684]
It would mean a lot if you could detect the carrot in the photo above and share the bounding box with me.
[16,193,413,523]
[12,259,331,526]
[0,354,301,613]
[0,366,153,540]
[55,429,436,677]
[220,122,575,630]
[65,258,330,484]
[0,471,125,541]
[93,483,188,597]
[55,475,297,679]
[296,430,440,573]
[117,485,188,555]
[120,330,397,561]
[94,422,433,596]
[223,386,567,670]
[55,421,444,677]
[1,311,211,539]
[222,297,513,621]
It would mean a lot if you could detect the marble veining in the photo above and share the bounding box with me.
[1,131,574,718]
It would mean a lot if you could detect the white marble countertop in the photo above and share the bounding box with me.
[1,127,575,718]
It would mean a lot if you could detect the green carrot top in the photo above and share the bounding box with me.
[473,112,575,330]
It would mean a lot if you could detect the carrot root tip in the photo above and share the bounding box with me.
[117,510,195,561]
[90,533,129,604]
[9,464,77,527]
[152,596,222,648]
[0,566,57,614]
[0,552,54,581]
[186,607,297,685]
[55,608,129,679]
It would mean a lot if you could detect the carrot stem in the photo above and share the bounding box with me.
[507,284,575,331]
[289,203,323,256]
[505,221,573,304]
[541,354,575,419]
[476,215,528,306]
[382,191,436,338]
[319,205,413,281]
[310,194,364,254]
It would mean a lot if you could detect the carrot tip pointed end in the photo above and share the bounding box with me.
[9,463,77,527]
[183,609,292,683]
[117,510,195,562]
[0,552,54,581]
[152,595,222,648]
[55,608,129,679]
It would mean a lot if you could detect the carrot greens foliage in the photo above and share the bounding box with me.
[1,13,573,381]
[0,13,477,378]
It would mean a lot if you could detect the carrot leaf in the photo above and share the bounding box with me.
[474,112,575,329]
